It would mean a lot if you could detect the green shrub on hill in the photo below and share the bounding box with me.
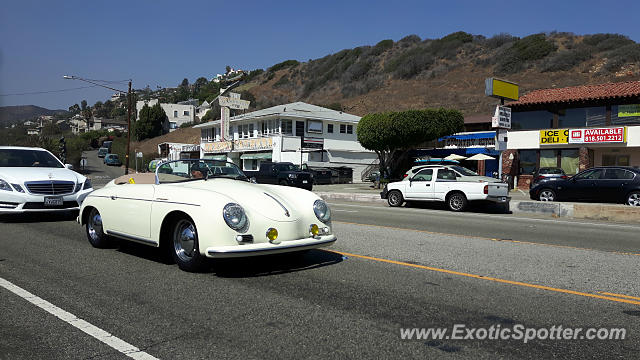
[496,33,557,73]
[268,60,300,73]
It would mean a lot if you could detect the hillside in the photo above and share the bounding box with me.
[0,105,68,126]
[237,32,640,117]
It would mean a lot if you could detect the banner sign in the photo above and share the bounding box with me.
[540,127,627,145]
[221,107,230,140]
[218,95,250,110]
[618,104,640,117]
[491,105,511,129]
[202,138,273,154]
[539,129,569,144]
[568,127,626,144]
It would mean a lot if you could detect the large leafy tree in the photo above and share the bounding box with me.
[357,108,464,180]
[135,103,167,140]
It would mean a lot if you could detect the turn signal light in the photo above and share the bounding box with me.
[483,185,489,194]
[309,224,319,236]
[266,228,278,241]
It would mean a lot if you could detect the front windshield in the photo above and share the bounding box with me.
[0,149,64,168]
[276,163,299,172]
[156,159,247,183]
[449,165,478,176]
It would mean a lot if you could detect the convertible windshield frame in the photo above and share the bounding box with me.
[155,159,248,184]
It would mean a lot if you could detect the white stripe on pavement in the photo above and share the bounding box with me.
[0,277,159,360]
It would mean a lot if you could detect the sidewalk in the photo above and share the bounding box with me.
[313,182,640,224]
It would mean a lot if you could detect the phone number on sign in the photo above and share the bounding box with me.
[584,134,623,142]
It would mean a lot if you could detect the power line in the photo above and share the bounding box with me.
[0,85,102,97]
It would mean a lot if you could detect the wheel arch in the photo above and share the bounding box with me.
[80,205,96,226]
[159,210,193,248]
[445,190,466,201]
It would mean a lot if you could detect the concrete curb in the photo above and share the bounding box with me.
[315,191,640,224]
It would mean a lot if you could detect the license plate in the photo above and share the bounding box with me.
[302,180,308,184]
[44,196,63,206]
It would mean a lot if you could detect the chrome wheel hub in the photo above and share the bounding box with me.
[88,211,102,241]
[628,193,640,206]
[389,193,400,205]
[174,219,196,262]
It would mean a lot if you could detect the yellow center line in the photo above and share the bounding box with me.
[329,250,640,306]
[333,220,640,256]
[598,292,640,301]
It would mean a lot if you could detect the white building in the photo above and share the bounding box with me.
[157,142,201,161]
[136,99,195,132]
[194,102,377,182]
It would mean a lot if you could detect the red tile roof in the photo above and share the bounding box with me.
[507,80,640,107]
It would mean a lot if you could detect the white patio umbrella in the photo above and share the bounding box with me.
[466,153,495,161]
[444,154,467,161]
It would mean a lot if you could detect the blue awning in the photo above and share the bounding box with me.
[438,132,496,141]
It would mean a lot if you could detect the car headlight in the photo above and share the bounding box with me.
[288,173,297,179]
[313,199,331,223]
[83,179,92,190]
[223,203,248,231]
[0,179,12,192]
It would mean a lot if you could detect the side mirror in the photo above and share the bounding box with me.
[250,177,257,184]
[65,164,73,170]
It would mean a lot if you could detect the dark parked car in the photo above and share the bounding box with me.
[529,166,640,206]
[530,167,567,189]
[97,147,109,158]
[243,161,313,190]
[301,165,333,185]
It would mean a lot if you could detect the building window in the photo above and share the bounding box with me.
[307,120,323,134]
[602,154,630,167]
[281,120,293,135]
[340,124,346,133]
[295,121,305,136]
[612,104,640,125]
[518,150,537,175]
[173,110,178,118]
[539,149,557,169]
[511,111,553,130]
[327,124,334,133]
[560,149,579,175]
[346,125,353,134]
[243,159,258,171]
[183,110,189,116]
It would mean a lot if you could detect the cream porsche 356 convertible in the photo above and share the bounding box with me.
[78,159,336,271]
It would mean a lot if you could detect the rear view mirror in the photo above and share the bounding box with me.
[250,177,257,183]
[65,164,73,170]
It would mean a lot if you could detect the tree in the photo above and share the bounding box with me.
[357,108,464,182]
[134,103,167,140]
[81,100,88,111]
[68,104,80,114]
[180,78,189,88]
[225,65,231,74]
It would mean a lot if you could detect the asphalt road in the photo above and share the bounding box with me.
[1,154,639,359]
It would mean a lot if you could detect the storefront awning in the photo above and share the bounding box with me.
[438,132,496,141]
[240,152,272,160]
[203,154,227,160]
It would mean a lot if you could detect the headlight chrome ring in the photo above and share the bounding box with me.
[223,203,248,232]
[313,199,331,223]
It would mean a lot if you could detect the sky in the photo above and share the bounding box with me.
[1,0,639,110]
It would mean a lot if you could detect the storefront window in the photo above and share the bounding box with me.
[519,150,537,174]
[560,149,579,175]
[612,105,640,125]
[511,111,553,130]
[539,150,557,168]
[603,154,630,166]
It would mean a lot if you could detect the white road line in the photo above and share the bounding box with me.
[328,202,640,230]
[0,277,159,360]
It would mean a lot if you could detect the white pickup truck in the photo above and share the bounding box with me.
[380,165,510,211]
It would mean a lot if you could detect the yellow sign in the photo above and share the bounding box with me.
[618,104,640,117]
[540,129,569,145]
[485,78,519,101]
[128,178,135,184]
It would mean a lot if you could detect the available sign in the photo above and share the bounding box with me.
[540,129,569,144]
[569,127,626,144]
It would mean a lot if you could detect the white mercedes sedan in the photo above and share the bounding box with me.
[78,159,336,272]
[0,146,93,213]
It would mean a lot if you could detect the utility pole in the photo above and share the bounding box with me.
[126,80,132,175]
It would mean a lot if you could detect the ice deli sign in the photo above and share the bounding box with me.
[202,138,273,153]
[540,127,627,145]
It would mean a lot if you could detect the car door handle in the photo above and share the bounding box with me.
[110,195,117,200]
[425,184,430,186]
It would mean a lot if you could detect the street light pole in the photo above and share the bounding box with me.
[63,75,132,175]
